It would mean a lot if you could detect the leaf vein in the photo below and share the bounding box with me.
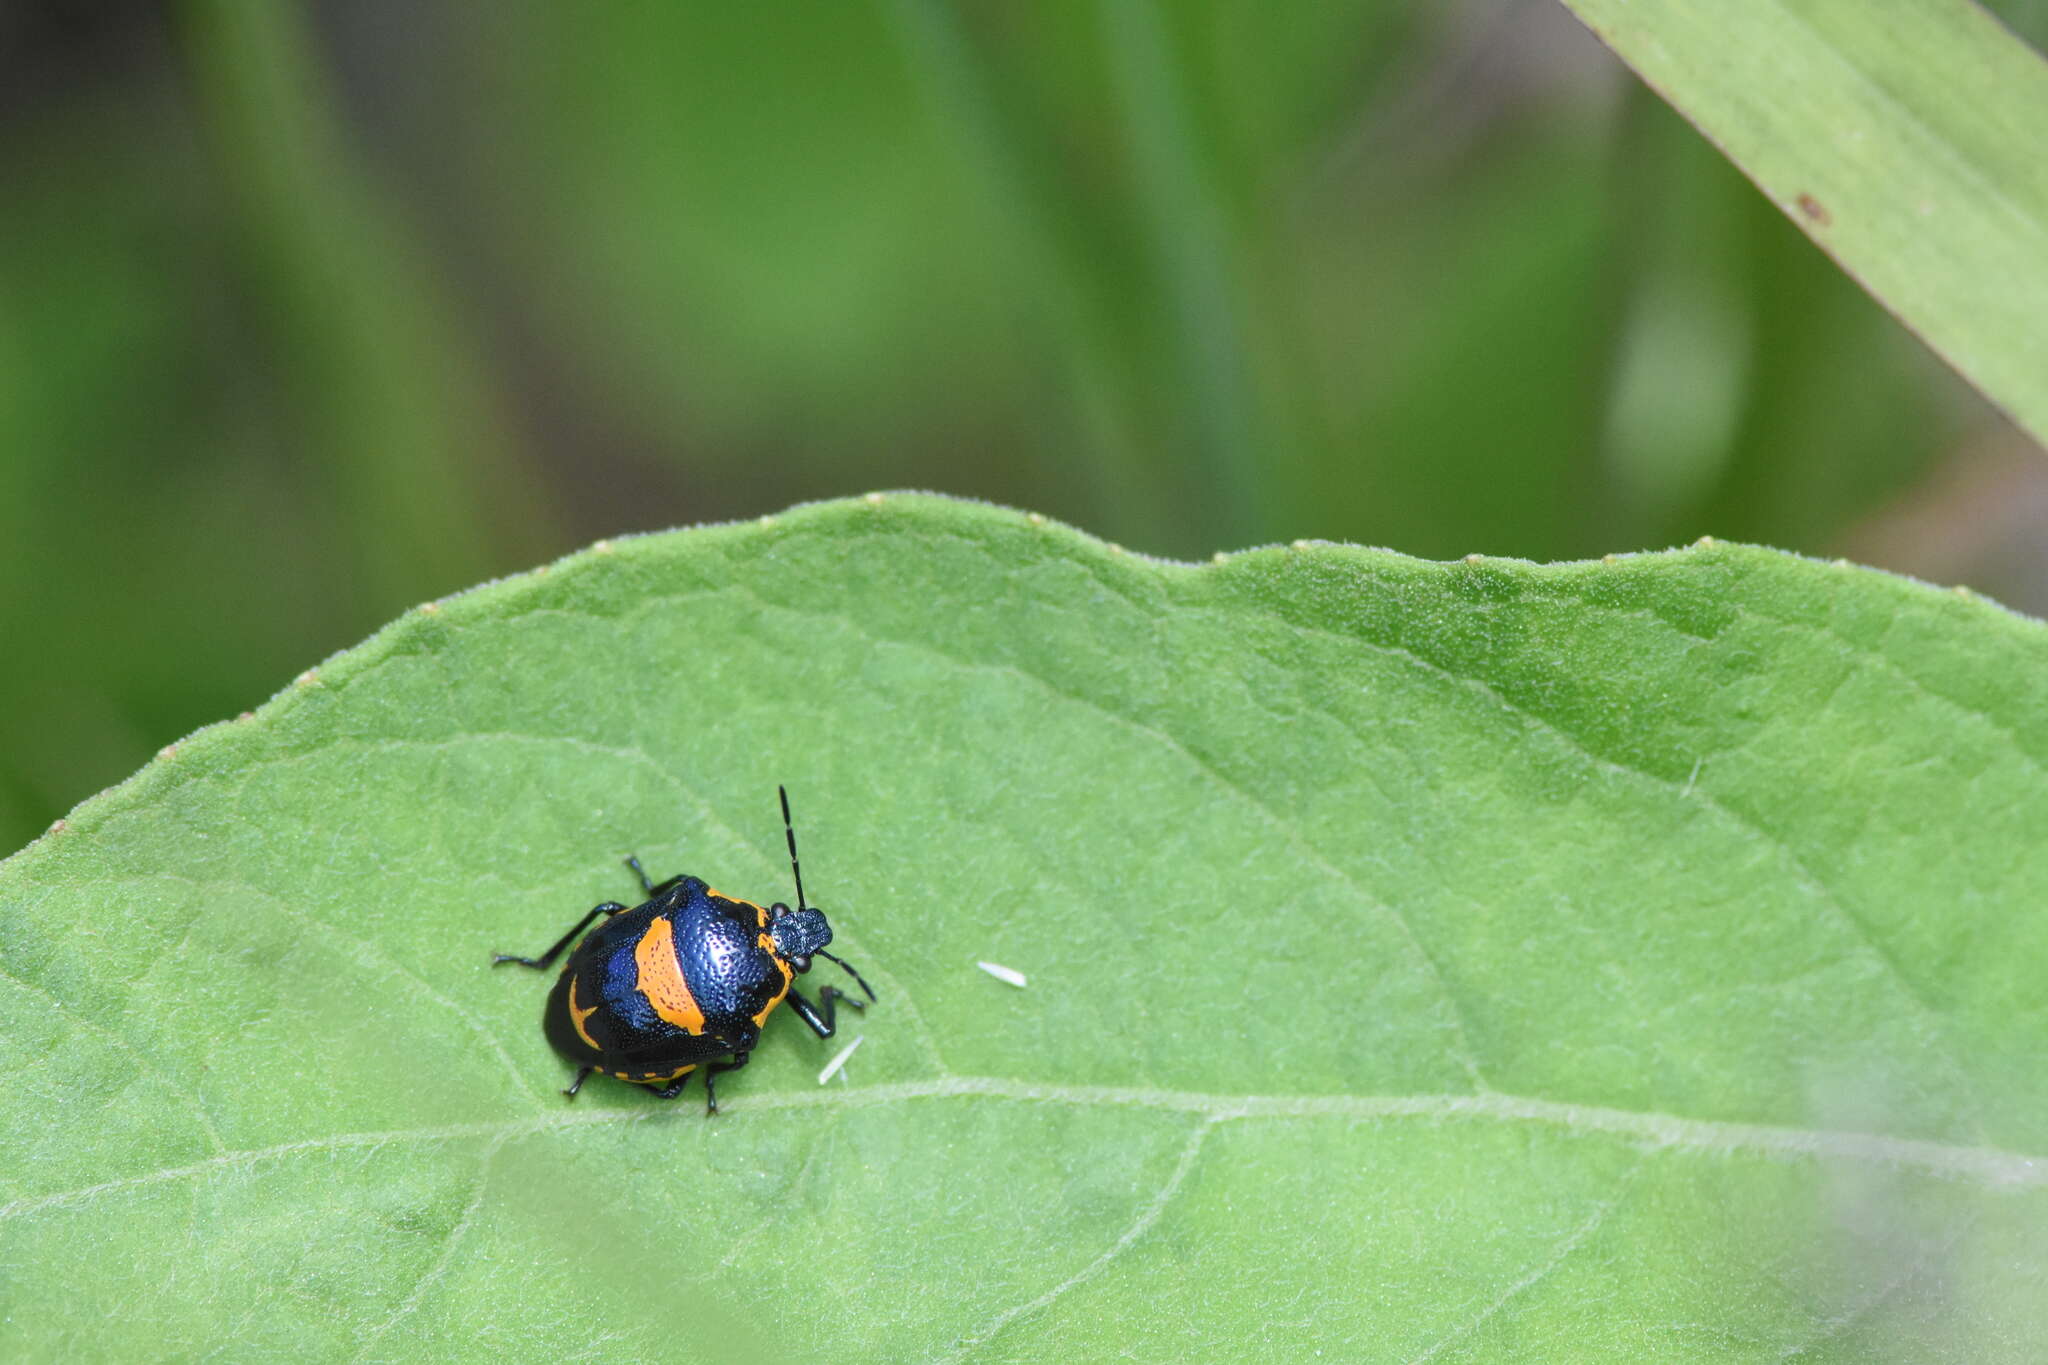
[1407,1154,1647,1364]
[113,871,544,1106]
[0,958,227,1157]
[1277,615,1984,1124]
[705,587,1494,1092]
[348,1131,508,1362]
[2,1078,2038,1227]
[939,1116,1216,1362]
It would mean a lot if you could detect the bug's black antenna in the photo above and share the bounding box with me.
[779,784,808,911]
[816,948,877,1002]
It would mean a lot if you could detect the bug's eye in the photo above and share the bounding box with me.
[769,902,790,919]
[791,955,812,973]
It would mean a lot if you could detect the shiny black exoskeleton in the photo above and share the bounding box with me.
[493,787,875,1114]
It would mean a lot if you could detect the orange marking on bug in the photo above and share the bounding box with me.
[568,976,601,1049]
[635,916,708,1033]
[708,889,768,927]
[751,960,792,1029]
[601,1063,696,1082]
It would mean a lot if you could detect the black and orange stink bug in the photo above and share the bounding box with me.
[493,787,876,1114]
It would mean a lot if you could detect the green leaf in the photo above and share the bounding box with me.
[3,494,2044,1361]
[1558,0,2048,450]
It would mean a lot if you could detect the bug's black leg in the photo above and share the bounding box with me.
[628,856,692,901]
[643,1070,694,1101]
[492,902,627,969]
[562,1066,595,1099]
[783,987,864,1040]
[702,1051,750,1116]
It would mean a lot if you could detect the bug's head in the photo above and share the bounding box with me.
[769,787,876,1003]
[767,902,832,970]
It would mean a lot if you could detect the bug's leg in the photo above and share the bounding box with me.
[643,1069,694,1101]
[492,902,627,969]
[562,1066,595,1099]
[702,1052,750,1116]
[627,856,693,901]
[783,987,865,1040]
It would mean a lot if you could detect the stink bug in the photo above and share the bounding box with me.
[493,787,875,1114]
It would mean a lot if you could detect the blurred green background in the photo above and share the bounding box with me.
[4,0,2046,858]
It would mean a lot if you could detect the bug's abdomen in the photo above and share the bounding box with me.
[541,963,605,1065]
[543,951,731,1082]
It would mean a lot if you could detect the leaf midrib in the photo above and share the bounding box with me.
[5,1074,2040,1229]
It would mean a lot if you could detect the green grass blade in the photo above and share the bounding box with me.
[3,495,2045,1359]
[1560,0,2048,448]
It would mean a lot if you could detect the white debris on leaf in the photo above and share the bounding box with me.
[977,960,1028,988]
[816,1035,864,1085]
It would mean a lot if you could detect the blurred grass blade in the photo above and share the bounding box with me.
[179,0,557,604]
[1560,0,2048,448]
[1097,0,1272,547]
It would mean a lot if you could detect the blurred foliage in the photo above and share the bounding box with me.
[0,0,2042,856]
